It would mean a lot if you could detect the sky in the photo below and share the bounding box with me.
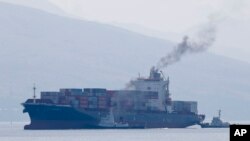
[50,0,250,64]
[1,0,250,63]
[47,0,243,31]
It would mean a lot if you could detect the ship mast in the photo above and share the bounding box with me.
[166,77,170,95]
[218,109,221,119]
[33,84,36,103]
[160,71,166,80]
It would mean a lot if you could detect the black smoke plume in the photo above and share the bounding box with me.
[156,23,216,69]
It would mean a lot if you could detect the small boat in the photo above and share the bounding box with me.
[200,110,230,128]
[98,108,130,129]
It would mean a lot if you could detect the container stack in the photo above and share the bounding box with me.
[41,92,60,104]
[58,96,70,105]
[59,88,82,96]
[113,90,159,111]
[88,97,98,109]
[98,96,108,109]
[83,88,106,96]
[73,88,109,110]
[79,96,88,108]
[56,89,83,106]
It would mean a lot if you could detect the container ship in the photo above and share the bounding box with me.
[22,67,205,129]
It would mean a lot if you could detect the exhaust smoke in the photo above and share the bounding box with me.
[156,22,216,69]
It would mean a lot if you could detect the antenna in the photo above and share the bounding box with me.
[160,71,166,80]
[166,77,170,94]
[218,109,221,119]
[33,83,36,103]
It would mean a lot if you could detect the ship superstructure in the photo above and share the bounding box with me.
[130,67,171,112]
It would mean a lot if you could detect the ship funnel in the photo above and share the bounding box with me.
[149,66,162,80]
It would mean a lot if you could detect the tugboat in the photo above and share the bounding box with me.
[200,110,230,128]
[98,108,130,129]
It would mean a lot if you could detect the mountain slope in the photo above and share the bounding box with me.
[0,2,249,121]
[0,0,64,15]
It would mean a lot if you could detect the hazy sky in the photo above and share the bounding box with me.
[50,0,250,63]
[1,0,250,63]
[48,0,248,31]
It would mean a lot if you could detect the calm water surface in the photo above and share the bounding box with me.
[0,122,229,141]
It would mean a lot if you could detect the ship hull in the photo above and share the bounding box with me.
[23,103,204,129]
[200,123,229,128]
[201,125,229,128]
[117,111,202,128]
[23,103,101,129]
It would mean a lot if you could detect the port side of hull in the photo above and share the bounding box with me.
[117,112,203,128]
[23,103,100,129]
[23,103,204,129]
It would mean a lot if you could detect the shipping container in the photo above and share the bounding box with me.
[83,88,106,95]
[98,106,108,109]
[58,92,65,96]
[88,104,97,109]
[59,100,68,105]
[79,96,88,100]
[106,90,116,97]
[88,97,98,101]
[80,100,88,102]
[71,100,79,108]
[98,100,107,104]
[60,88,83,95]
[98,103,107,106]
[40,92,60,104]
[79,104,88,108]
[98,96,107,100]
[172,101,198,114]
[80,101,88,105]
[41,92,60,97]
[79,100,88,104]
[88,101,97,105]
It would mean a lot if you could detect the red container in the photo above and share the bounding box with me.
[79,96,88,100]
[106,90,116,97]
[75,95,81,100]
[80,101,88,105]
[80,100,88,104]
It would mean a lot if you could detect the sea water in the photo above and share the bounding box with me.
[0,122,228,141]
